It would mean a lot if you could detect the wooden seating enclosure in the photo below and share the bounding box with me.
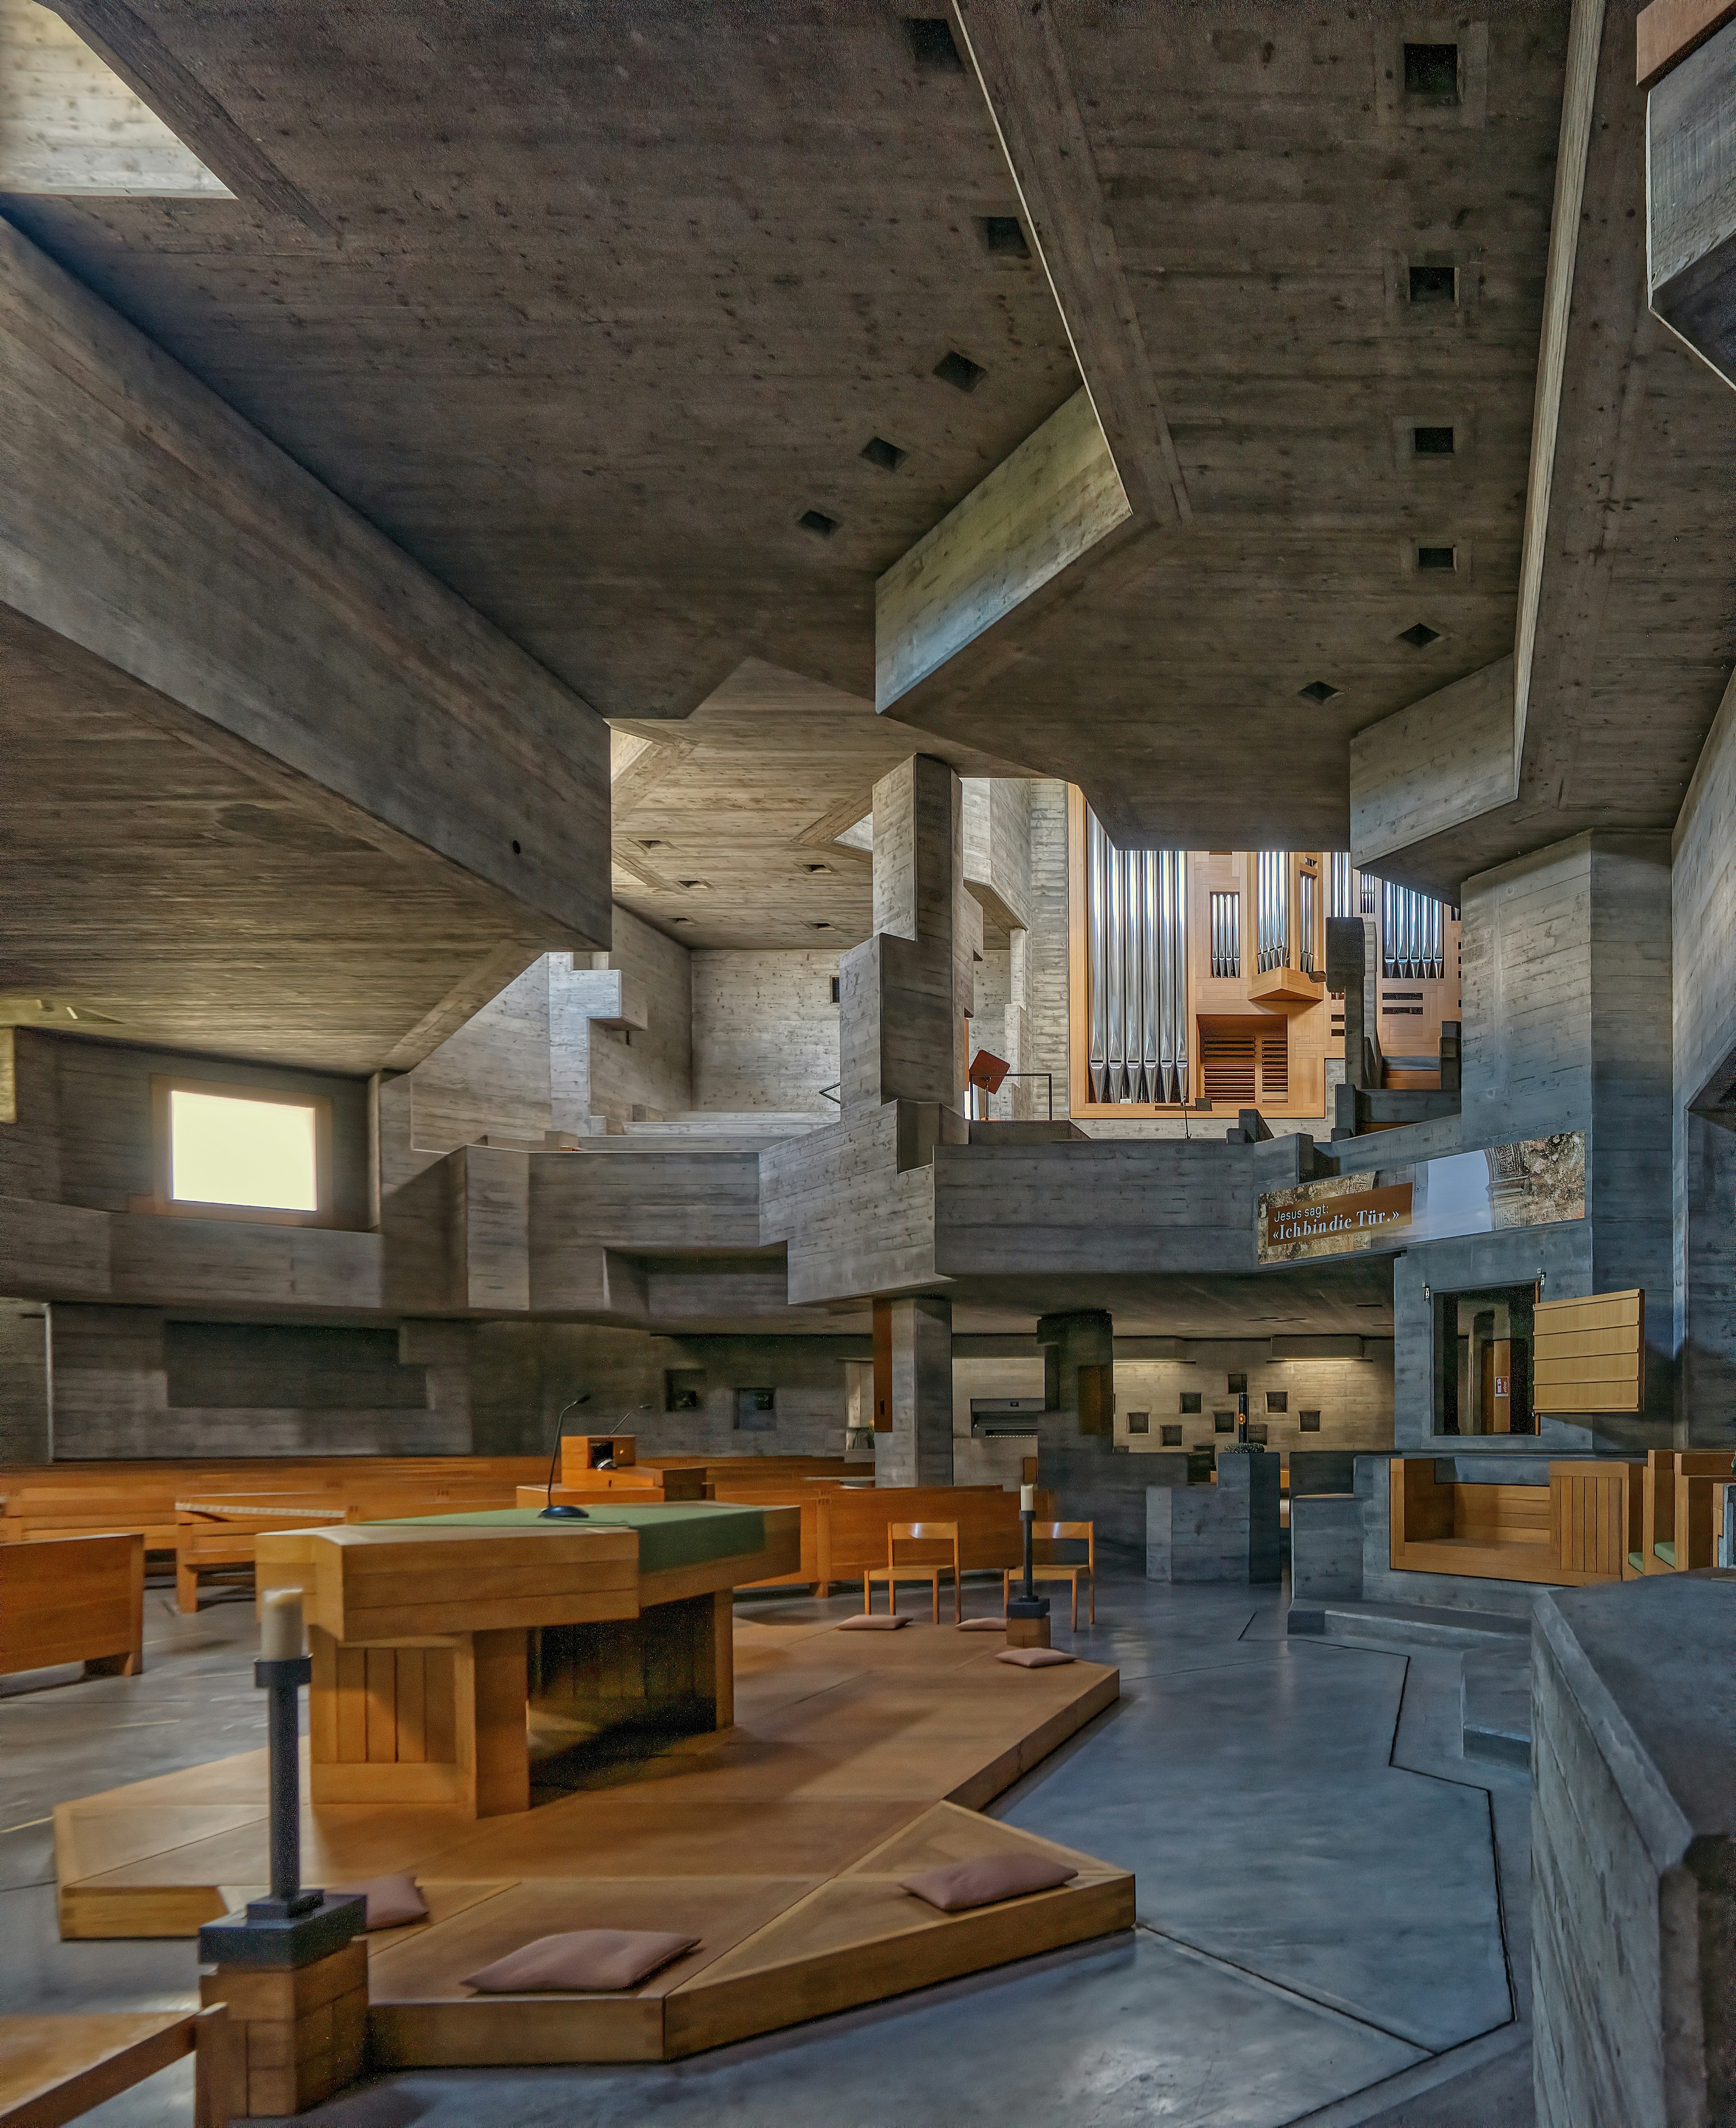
[0,2004,238,2128]
[1389,1458,1641,1586]
[1003,1521,1096,1629]
[0,1533,143,1681]
[866,1521,962,1622]
[1636,1449,1736,1575]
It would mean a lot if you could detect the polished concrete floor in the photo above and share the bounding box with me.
[0,1571,1535,2127]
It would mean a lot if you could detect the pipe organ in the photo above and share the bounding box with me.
[1068,791,1461,1118]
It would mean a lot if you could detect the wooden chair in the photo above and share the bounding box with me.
[1002,1521,1096,1629]
[864,1521,961,1622]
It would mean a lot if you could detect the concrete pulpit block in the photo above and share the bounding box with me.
[1289,1494,1365,1605]
[1146,1453,1280,1584]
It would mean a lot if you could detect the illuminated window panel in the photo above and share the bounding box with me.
[169,1090,319,1211]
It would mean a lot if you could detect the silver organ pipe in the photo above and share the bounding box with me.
[1255,851,1289,972]
[1298,867,1317,974]
[1086,810,1188,1104]
[1328,852,1357,920]
[1210,892,1240,977]
[1381,880,1445,980]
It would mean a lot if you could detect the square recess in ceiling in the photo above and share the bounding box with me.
[1412,425,1455,457]
[798,509,839,537]
[1298,680,1340,705]
[905,18,964,70]
[861,436,907,472]
[1403,42,1459,103]
[1417,546,1457,572]
[982,215,1030,258]
[1408,263,1457,304]
[1399,622,1441,649]
[933,350,986,393]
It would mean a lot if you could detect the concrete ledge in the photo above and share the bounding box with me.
[1531,1574,1736,2127]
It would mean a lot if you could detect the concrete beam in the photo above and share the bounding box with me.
[0,0,230,196]
[0,213,611,953]
[950,0,1191,529]
[1348,659,1516,895]
[1648,13,1736,383]
[875,388,1129,715]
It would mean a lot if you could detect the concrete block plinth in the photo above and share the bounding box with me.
[1290,1493,1364,1604]
[1146,1454,1280,1583]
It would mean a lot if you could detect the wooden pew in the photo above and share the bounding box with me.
[0,1456,548,1554]
[173,1479,531,1611]
[0,1533,143,1680]
[1390,1459,1641,1586]
[820,1486,1023,1590]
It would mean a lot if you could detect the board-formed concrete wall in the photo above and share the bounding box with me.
[466,1320,871,1460]
[1113,1340,1394,1462]
[691,949,839,1112]
[1531,1578,1736,2128]
[581,908,693,1127]
[1672,669,1736,1449]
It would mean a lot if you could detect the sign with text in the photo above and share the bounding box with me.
[1257,1132,1584,1265]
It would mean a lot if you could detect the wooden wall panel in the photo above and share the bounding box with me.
[1534,1289,1644,1412]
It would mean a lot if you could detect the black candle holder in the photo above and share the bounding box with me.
[1006,1500,1050,1628]
[197,1651,364,1969]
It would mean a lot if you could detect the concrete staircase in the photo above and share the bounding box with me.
[1289,1597,1532,1768]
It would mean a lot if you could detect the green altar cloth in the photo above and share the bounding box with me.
[370,1502,766,1578]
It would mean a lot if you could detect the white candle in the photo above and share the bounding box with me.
[261,1587,304,1661]
[1020,1483,1035,1514]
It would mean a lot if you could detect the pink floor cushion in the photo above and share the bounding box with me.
[462,1928,700,1994]
[838,1613,910,1630]
[327,1873,429,1931]
[900,1851,1079,1912]
[996,1646,1075,1668]
[956,1617,1006,1631]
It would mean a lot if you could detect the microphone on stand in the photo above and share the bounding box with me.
[539,1393,592,1519]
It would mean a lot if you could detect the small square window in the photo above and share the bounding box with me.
[734,1387,776,1431]
[1266,1391,1288,1413]
[1247,1422,1269,1445]
[1213,1410,1236,1434]
[1299,1409,1322,1432]
[1227,1373,1247,1395]
[830,976,841,1002]
[1180,1392,1202,1414]
[152,1077,329,1224]
[1126,1410,1150,1435]
[666,1369,705,1413]
[1160,1424,1184,1447]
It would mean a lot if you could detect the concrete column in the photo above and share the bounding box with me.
[839,755,977,1115]
[1036,1309,1160,1560]
[874,1295,954,1487]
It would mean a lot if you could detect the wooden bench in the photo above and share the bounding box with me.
[0,1456,548,1555]
[173,1479,532,1611]
[1390,1458,1641,1586]
[1,1533,143,1681]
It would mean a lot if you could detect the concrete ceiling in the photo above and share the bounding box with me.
[6,0,1080,720]
[0,606,546,1074]
[607,657,1029,951]
[4,0,1731,976]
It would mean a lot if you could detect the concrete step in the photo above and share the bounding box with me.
[1288,1596,1531,1653]
[1462,1645,1532,1768]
